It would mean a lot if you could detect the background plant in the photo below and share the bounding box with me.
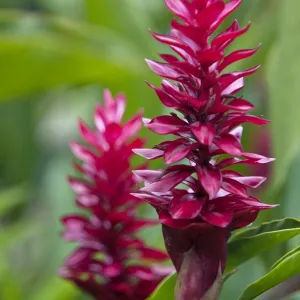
[1,0,300,299]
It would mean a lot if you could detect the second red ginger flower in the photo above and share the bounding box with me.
[60,90,170,300]
[133,0,276,299]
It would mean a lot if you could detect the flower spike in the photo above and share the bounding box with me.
[60,90,170,300]
[135,1,276,299]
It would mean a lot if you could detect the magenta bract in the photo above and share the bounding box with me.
[60,90,170,300]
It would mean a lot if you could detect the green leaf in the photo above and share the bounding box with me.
[227,218,300,271]
[0,185,27,216]
[270,245,300,271]
[267,0,300,196]
[0,10,146,101]
[0,221,40,252]
[238,247,300,300]
[147,273,177,300]
[0,267,23,300]
[84,0,154,52]
[282,156,300,250]
[31,277,78,300]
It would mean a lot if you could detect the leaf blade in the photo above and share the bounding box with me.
[147,273,177,300]
[238,247,300,300]
[227,218,300,271]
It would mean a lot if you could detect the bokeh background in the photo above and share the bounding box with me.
[1,0,300,299]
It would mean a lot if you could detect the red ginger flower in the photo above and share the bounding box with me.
[59,90,170,300]
[133,0,276,299]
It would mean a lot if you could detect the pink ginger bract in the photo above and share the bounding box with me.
[60,90,170,300]
[133,0,276,298]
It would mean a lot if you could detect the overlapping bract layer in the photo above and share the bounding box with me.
[134,0,276,298]
[60,90,169,300]
[135,0,275,232]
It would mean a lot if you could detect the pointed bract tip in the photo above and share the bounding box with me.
[142,118,151,124]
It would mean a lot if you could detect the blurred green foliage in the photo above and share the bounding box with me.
[0,0,300,299]
[239,246,300,300]
[148,272,176,300]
